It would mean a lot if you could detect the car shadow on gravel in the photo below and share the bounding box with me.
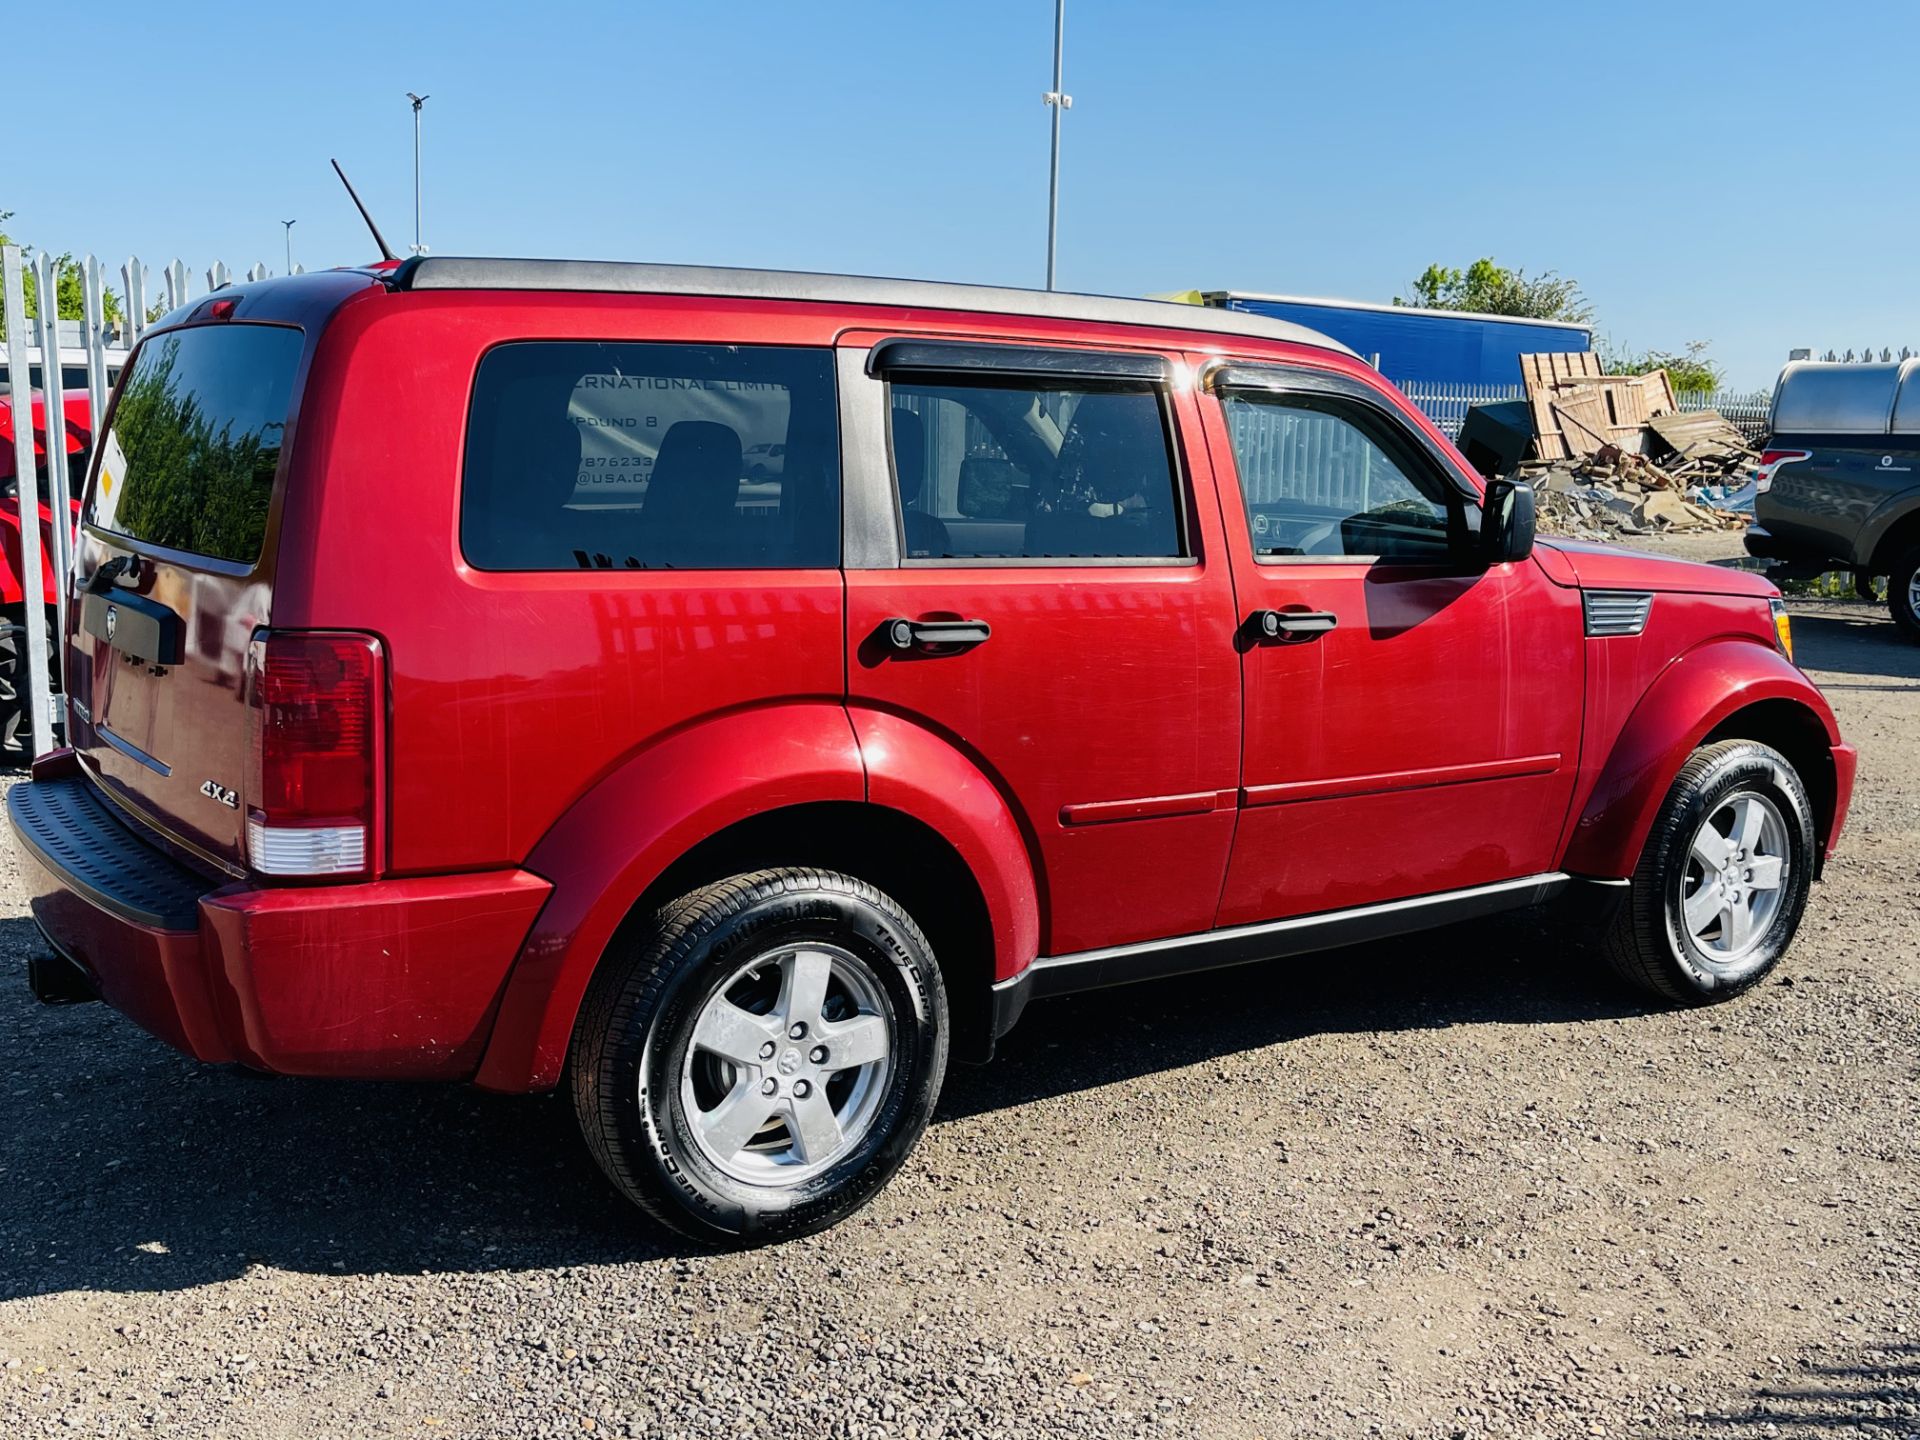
[1687,1342,1919,1436]
[1,904,1648,1301]
[1787,606,1920,684]
[0,917,708,1304]
[941,907,1655,1122]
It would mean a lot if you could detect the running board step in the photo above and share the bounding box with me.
[990,873,1570,1039]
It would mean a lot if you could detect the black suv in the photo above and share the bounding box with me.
[1746,359,1920,638]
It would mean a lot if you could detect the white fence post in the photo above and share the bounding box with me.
[81,255,109,423]
[31,253,74,686]
[2,245,54,757]
[123,258,147,339]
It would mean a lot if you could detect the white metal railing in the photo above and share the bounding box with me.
[1675,389,1772,444]
[1399,379,1775,447]
[1398,381,1524,439]
[0,245,288,758]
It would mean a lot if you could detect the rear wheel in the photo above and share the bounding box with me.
[571,868,948,1245]
[1599,739,1815,1004]
[1888,543,1920,642]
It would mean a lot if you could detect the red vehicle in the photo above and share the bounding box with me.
[7,261,1856,1243]
[0,384,93,755]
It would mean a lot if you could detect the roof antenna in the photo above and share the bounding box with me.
[330,158,397,263]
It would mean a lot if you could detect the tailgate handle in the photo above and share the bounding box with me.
[80,589,184,666]
[881,617,991,654]
[1247,609,1338,642]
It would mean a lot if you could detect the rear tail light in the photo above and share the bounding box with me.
[1753,449,1810,494]
[245,630,383,878]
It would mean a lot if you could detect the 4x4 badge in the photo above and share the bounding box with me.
[199,780,238,810]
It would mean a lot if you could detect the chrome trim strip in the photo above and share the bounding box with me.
[96,721,172,777]
[396,257,1358,359]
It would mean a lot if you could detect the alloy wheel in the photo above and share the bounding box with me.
[1679,790,1789,974]
[678,945,895,1186]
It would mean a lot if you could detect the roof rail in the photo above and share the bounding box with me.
[389,256,1356,358]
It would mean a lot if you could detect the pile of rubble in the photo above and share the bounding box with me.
[1531,451,1753,538]
[1461,353,1759,539]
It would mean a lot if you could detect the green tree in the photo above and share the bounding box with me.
[1394,258,1593,325]
[0,209,127,340]
[1600,339,1723,397]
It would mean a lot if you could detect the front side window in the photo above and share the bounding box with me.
[1220,390,1456,562]
[462,342,839,571]
[86,323,304,566]
[887,378,1183,560]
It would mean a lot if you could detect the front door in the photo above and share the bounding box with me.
[1196,360,1584,928]
[841,336,1241,957]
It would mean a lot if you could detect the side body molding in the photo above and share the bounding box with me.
[473,703,865,1092]
[851,708,1042,986]
[1562,639,1845,878]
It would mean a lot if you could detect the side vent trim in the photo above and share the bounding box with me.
[1584,590,1654,638]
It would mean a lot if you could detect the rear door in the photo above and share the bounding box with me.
[841,336,1242,957]
[1195,360,1584,926]
[69,319,304,871]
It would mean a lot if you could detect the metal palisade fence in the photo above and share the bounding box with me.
[0,245,288,758]
[1399,379,1774,445]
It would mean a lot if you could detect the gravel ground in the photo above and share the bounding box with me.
[2,579,1916,1438]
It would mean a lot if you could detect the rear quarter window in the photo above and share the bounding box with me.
[461,342,840,571]
[87,323,303,567]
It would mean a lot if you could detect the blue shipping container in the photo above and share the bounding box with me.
[1200,292,1591,388]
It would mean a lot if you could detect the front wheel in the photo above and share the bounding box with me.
[571,869,948,1245]
[1599,739,1816,1004]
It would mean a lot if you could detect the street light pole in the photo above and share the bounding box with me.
[282,219,296,274]
[1042,0,1071,291]
[406,92,430,255]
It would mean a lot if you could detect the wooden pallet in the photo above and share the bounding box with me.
[1520,355,1677,461]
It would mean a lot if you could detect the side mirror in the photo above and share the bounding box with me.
[1481,478,1536,564]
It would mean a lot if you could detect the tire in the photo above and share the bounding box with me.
[0,605,57,764]
[571,868,949,1245]
[1600,739,1816,1005]
[1888,543,1920,643]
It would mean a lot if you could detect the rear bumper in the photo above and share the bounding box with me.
[8,754,552,1080]
[1744,524,1844,571]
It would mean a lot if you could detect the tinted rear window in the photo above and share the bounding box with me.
[461,342,839,571]
[88,324,303,566]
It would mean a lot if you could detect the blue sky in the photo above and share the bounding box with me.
[11,1,1916,388]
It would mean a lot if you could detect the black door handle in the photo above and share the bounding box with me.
[1246,609,1338,642]
[881,617,992,654]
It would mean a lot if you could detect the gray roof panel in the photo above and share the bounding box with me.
[393,257,1357,359]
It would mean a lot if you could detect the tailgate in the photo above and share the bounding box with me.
[69,320,304,871]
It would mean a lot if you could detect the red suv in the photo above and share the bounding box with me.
[7,260,1856,1243]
